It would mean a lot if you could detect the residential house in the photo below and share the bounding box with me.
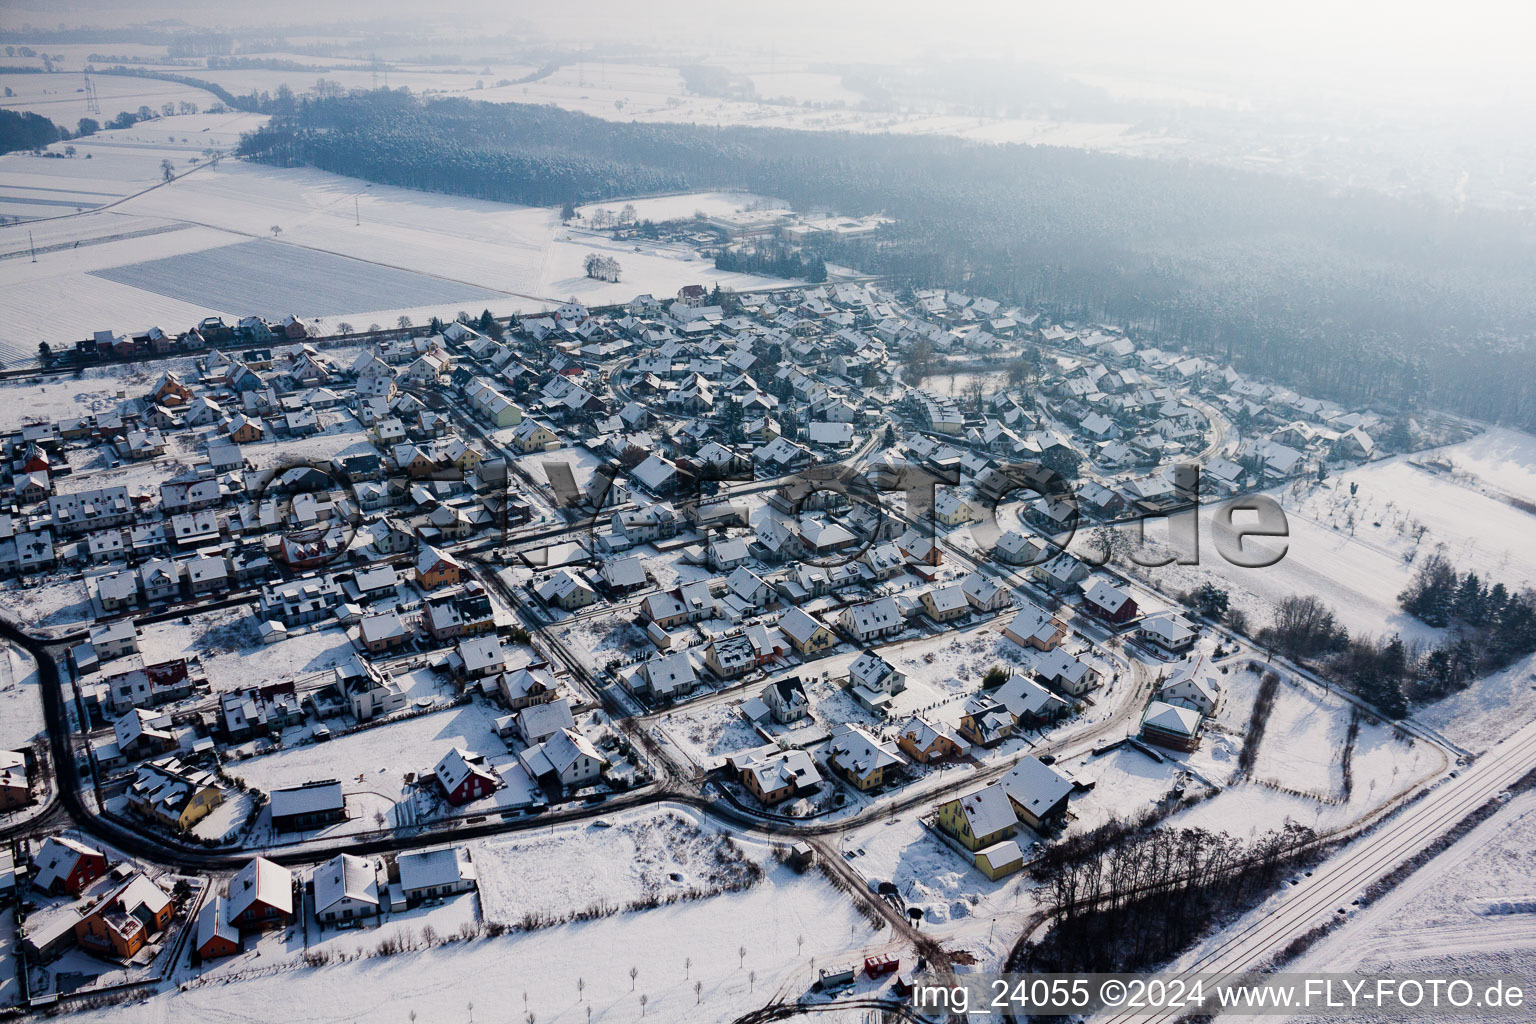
[519,728,607,789]
[126,756,224,830]
[761,675,809,724]
[920,584,969,624]
[839,596,903,643]
[959,572,1010,612]
[778,607,835,656]
[1034,647,1102,696]
[825,723,905,790]
[894,715,962,764]
[31,836,108,896]
[1136,611,1197,655]
[731,747,823,807]
[312,854,379,927]
[1140,700,1204,752]
[434,747,501,805]
[1001,605,1068,651]
[1080,577,1138,624]
[1001,755,1074,829]
[397,847,478,903]
[270,780,346,833]
[937,782,1017,851]
[229,857,294,930]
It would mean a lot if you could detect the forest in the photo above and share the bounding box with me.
[237,90,1536,429]
[0,108,60,154]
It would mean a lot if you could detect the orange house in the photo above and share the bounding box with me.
[75,874,174,959]
[415,544,465,591]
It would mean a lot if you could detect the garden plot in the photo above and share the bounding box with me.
[556,610,653,674]
[844,814,1034,930]
[6,577,90,635]
[0,356,201,432]
[0,644,44,750]
[475,808,761,927]
[1170,693,1440,842]
[142,617,355,693]
[229,699,543,834]
[241,419,373,472]
[662,700,769,768]
[1062,744,1209,834]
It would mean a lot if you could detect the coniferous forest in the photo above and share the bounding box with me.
[238,90,1536,429]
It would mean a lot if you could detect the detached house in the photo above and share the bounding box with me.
[778,607,835,656]
[760,675,810,724]
[825,723,905,791]
[835,596,901,645]
[434,747,501,805]
[229,857,294,931]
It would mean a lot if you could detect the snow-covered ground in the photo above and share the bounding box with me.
[475,807,759,926]
[1276,789,1536,1024]
[0,120,795,361]
[0,643,44,750]
[79,824,881,1024]
[227,699,545,837]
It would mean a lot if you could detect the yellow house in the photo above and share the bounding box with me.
[126,757,225,831]
[778,607,835,656]
[934,491,976,526]
[449,442,485,473]
[936,783,1017,852]
[511,421,559,453]
[826,723,905,791]
[920,585,970,623]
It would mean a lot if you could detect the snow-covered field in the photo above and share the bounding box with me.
[1417,648,1536,754]
[1278,789,1536,1023]
[0,118,794,362]
[0,643,44,750]
[475,808,759,925]
[77,829,880,1024]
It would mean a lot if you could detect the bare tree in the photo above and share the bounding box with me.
[639,994,648,1016]
[629,965,638,990]
[796,934,804,956]
[749,970,756,992]
[738,945,746,968]
[397,315,413,329]
[694,981,703,1004]
[684,957,691,978]
[160,158,175,182]
[576,977,584,1001]
[270,225,282,237]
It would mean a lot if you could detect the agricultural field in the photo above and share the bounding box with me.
[89,237,507,316]
[0,116,794,363]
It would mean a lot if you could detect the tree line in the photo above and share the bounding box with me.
[1258,577,1536,716]
[713,244,827,282]
[1022,814,1317,973]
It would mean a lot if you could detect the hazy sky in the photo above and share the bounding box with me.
[7,0,1535,110]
